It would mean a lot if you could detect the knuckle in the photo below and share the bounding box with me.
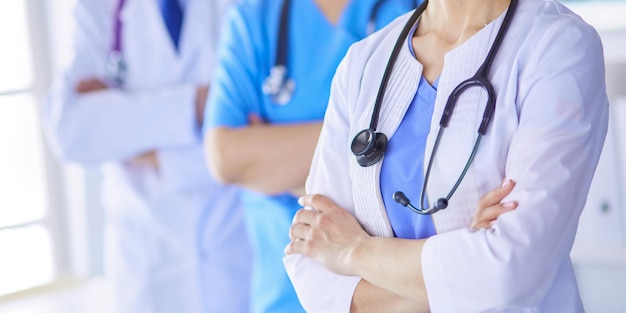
[316,213,330,226]
[309,194,322,204]
[296,208,309,220]
[309,227,322,241]
[303,240,315,255]
[293,210,303,222]
[289,225,297,239]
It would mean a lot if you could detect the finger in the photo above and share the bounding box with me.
[76,79,108,93]
[92,80,108,90]
[474,201,517,227]
[298,194,338,213]
[471,219,494,230]
[478,179,516,208]
[480,201,517,221]
[284,238,309,256]
[248,113,264,125]
[75,81,92,93]
[292,208,317,225]
[289,223,309,241]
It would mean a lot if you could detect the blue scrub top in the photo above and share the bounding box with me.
[379,23,438,240]
[205,0,418,312]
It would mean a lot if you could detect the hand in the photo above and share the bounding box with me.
[470,179,517,230]
[195,85,209,127]
[285,194,370,276]
[247,113,264,125]
[75,78,108,94]
[129,151,159,169]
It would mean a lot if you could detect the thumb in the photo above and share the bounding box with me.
[298,194,338,213]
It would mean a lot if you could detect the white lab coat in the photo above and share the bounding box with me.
[284,0,609,311]
[42,0,252,312]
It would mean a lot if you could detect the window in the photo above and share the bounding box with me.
[0,0,62,297]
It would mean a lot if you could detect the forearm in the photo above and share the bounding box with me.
[351,279,429,313]
[350,237,429,305]
[205,122,322,194]
[46,84,198,164]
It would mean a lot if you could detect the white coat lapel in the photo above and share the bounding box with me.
[425,12,508,233]
[177,0,200,61]
[121,0,182,88]
[350,28,423,238]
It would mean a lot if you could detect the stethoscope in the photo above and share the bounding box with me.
[262,0,418,105]
[350,0,518,215]
[106,0,127,87]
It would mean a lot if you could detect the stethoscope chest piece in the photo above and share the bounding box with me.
[351,129,388,167]
[106,51,127,87]
[262,65,295,105]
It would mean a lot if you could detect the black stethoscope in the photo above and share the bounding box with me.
[350,0,518,215]
[262,0,419,105]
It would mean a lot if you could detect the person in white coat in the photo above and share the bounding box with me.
[42,0,252,312]
[284,0,609,311]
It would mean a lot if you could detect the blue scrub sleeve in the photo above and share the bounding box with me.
[204,5,262,133]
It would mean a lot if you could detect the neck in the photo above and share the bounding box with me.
[420,0,511,44]
[314,0,350,25]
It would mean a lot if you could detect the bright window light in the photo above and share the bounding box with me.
[0,225,55,296]
[0,95,49,229]
[0,0,34,93]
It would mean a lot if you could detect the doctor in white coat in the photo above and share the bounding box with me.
[42,0,252,312]
[284,0,608,311]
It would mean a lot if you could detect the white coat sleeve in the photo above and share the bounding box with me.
[150,0,237,193]
[283,53,362,312]
[157,145,213,192]
[421,20,609,312]
[42,0,199,166]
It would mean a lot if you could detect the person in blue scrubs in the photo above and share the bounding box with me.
[203,0,418,311]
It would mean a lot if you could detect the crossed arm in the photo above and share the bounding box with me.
[73,78,209,168]
[205,119,322,196]
[285,180,518,312]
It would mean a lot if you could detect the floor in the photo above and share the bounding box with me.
[0,278,113,313]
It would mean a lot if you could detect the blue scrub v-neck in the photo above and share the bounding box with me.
[379,22,438,240]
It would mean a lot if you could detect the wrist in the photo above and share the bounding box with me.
[346,235,373,277]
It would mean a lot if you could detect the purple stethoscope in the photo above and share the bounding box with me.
[106,0,127,86]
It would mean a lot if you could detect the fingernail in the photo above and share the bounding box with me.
[501,179,511,188]
[502,201,516,208]
[298,197,304,206]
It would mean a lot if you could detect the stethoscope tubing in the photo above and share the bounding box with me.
[265,0,421,107]
[369,2,426,130]
[354,0,519,215]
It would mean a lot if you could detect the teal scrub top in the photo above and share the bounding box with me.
[205,0,418,312]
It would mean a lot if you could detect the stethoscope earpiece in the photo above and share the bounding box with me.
[351,129,388,167]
